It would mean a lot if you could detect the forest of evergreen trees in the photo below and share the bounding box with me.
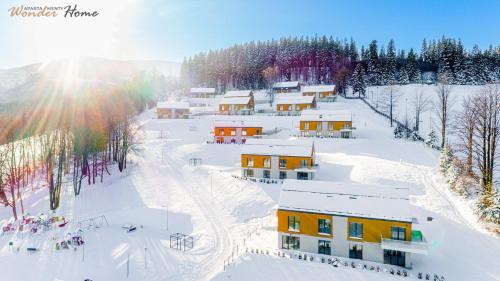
[180,36,500,92]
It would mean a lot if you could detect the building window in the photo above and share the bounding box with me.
[344,123,350,129]
[318,219,331,235]
[384,250,405,267]
[288,216,300,231]
[391,227,406,241]
[295,105,300,111]
[263,170,271,179]
[300,159,308,168]
[318,240,331,255]
[349,244,363,260]
[219,129,225,135]
[242,129,247,136]
[279,171,287,179]
[244,169,254,177]
[297,172,309,180]
[230,130,236,136]
[328,122,334,131]
[279,159,286,168]
[349,222,363,239]
[341,131,350,138]
[263,158,271,168]
[247,157,254,167]
[282,235,300,250]
[304,122,309,130]
[279,105,284,111]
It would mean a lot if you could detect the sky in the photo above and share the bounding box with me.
[1,0,499,68]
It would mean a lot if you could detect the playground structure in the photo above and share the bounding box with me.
[169,233,194,252]
[76,215,109,230]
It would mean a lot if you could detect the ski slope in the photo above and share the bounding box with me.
[0,95,499,281]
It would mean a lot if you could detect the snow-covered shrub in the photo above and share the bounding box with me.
[393,124,404,138]
[439,144,453,173]
[476,190,500,225]
[410,130,421,141]
[446,160,460,189]
[425,129,438,149]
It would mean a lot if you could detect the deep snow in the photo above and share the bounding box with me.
[0,90,499,281]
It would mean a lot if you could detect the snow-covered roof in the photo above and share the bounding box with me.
[273,81,300,89]
[242,139,314,157]
[219,96,252,105]
[245,138,314,147]
[302,85,336,93]
[224,90,253,98]
[157,101,190,109]
[214,120,262,128]
[190,87,216,93]
[300,109,352,122]
[275,95,315,105]
[278,180,412,223]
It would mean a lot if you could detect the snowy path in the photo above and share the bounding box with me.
[159,149,234,280]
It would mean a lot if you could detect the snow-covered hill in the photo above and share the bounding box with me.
[0,57,180,104]
[0,96,499,281]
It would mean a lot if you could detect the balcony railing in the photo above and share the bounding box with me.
[380,235,428,255]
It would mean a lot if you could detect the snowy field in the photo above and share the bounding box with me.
[1,94,499,281]
[362,84,487,138]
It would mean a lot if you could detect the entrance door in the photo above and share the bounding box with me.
[383,250,405,267]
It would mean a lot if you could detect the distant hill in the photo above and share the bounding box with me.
[0,57,180,104]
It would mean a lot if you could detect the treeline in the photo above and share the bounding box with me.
[0,71,159,220]
[180,36,500,91]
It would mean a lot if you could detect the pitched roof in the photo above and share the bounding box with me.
[275,95,315,105]
[273,81,300,88]
[242,139,314,157]
[218,96,252,105]
[224,90,253,98]
[157,101,190,109]
[302,85,336,93]
[278,180,412,222]
[190,87,216,93]
[300,109,352,122]
[214,120,262,128]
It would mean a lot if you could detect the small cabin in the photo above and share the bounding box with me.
[218,94,255,115]
[213,120,263,144]
[156,102,190,119]
[300,109,354,138]
[275,95,316,116]
[272,81,301,93]
[301,85,337,102]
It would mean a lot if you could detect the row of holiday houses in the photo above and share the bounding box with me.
[155,83,428,269]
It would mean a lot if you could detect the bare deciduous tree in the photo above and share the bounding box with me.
[434,77,455,148]
[412,87,431,132]
[453,97,476,175]
[380,84,401,127]
[472,84,500,198]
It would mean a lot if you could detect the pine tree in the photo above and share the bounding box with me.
[386,40,397,84]
[352,63,366,97]
[398,65,409,85]
[367,40,380,85]
[439,144,453,173]
[425,128,438,149]
[407,48,420,83]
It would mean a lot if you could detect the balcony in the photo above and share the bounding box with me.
[380,230,428,255]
